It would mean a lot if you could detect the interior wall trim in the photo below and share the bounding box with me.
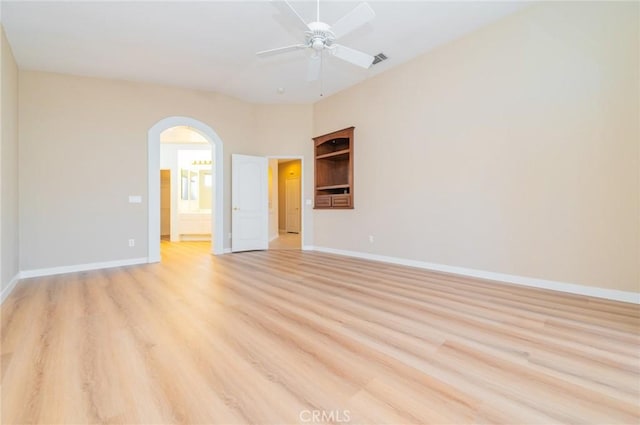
[312,246,639,304]
[19,257,149,280]
[6,247,637,305]
[0,273,21,304]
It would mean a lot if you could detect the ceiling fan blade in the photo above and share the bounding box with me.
[257,44,307,57]
[331,2,375,39]
[307,54,322,81]
[271,0,310,33]
[331,44,374,69]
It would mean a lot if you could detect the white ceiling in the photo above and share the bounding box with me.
[1,0,530,104]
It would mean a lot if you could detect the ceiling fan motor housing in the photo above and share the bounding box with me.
[307,21,335,50]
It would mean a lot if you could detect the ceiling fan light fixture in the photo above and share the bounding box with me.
[257,0,376,77]
[311,38,325,51]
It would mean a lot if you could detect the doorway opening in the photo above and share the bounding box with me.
[268,158,302,250]
[160,126,213,243]
[148,117,224,262]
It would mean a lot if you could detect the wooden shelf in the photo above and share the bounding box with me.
[316,184,349,191]
[315,149,350,160]
[313,127,354,209]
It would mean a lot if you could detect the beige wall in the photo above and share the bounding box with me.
[278,160,302,231]
[1,24,20,293]
[18,71,313,270]
[313,2,639,292]
[256,105,314,244]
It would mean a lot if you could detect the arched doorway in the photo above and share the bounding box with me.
[148,117,224,262]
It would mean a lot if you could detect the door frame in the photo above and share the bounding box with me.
[267,155,304,247]
[148,116,224,262]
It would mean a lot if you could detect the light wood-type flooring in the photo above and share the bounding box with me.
[269,231,301,250]
[1,242,639,424]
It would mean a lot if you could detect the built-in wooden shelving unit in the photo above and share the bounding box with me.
[313,127,354,209]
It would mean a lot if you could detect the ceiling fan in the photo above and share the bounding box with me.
[257,0,376,82]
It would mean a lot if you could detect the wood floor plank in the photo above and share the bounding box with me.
[1,241,638,424]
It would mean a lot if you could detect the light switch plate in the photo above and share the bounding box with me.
[129,195,142,204]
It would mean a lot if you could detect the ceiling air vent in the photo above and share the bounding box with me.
[372,53,388,65]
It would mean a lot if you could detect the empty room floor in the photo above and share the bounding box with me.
[1,242,638,424]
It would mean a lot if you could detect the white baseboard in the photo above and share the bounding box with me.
[20,257,149,279]
[11,247,637,305]
[0,273,21,304]
[223,248,232,254]
[312,246,639,304]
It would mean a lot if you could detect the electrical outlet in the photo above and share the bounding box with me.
[128,239,135,247]
[368,235,374,243]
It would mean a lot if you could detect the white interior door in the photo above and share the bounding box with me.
[285,177,301,233]
[232,154,268,252]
